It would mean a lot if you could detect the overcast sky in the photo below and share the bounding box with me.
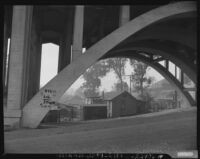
[40,43,179,94]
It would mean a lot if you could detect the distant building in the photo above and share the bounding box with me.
[150,90,180,112]
[83,91,146,120]
[148,79,196,109]
[82,104,107,120]
[42,92,146,123]
[150,98,177,112]
[41,102,82,123]
[105,91,145,118]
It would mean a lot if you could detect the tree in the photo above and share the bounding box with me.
[130,59,155,97]
[82,58,129,97]
[106,58,128,92]
[142,91,154,113]
[81,61,110,97]
[113,81,129,92]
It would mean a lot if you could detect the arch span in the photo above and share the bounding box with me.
[126,16,197,50]
[22,2,196,128]
[102,52,196,107]
[106,42,196,83]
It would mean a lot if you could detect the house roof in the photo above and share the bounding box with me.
[104,91,122,100]
[83,104,107,107]
[104,91,139,101]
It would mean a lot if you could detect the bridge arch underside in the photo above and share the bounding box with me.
[101,48,196,107]
[21,1,196,128]
[104,39,196,84]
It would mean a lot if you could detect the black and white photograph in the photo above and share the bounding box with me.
[2,2,198,158]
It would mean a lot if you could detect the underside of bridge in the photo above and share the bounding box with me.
[3,2,197,128]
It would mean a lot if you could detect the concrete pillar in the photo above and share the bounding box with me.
[25,9,42,103]
[5,6,33,128]
[180,70,184,86]
[164,60,169,70]
[3,22,8,89]
[99,12,105,38]
[174,66,178,108]
[175,65,177,78]
[3,7,13,109]
[72,6,84,61]
[58,36,70,71]
[58,8,74,71]
[58,36,68,71]
[119,5,130,26]
[3,16,9,110]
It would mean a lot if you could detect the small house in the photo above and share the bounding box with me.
[105,91,145,118]
[79,91,145,121]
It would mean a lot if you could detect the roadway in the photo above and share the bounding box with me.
[4,107,197,157]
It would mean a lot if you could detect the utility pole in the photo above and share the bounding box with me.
[129,75,132,94]
[123,75,132,94]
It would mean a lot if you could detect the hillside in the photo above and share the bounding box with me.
[148,79,174,99]
[149,79,172,90]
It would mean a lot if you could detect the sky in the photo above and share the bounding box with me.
[40,43,59,87]
[40,43,179,94]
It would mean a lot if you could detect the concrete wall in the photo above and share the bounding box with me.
[58,7,74,72]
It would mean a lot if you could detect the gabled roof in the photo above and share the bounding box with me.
[104,91,122,100]
[105,91,139,101]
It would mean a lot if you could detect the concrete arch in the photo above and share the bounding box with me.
[111,38,196,63]
[127,17,197,50]
[102,52,196,107]
[22,2,196,128]
[106,44,196,83]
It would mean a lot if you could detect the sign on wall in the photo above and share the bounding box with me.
[40,89,56,108]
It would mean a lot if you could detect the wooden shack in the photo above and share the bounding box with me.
[105,91,145,118]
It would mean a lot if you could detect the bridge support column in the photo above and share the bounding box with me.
[180,70,184,86]
[5,6,33,129]
[72,6,84,61]
[178,69,190,108]
[164,60,169,70]
[175,65,177,79]
[3,19,9,91]
[58,8,74,71]
[3,13,10,109]
[25,9,42,103]
[119,5,130,26]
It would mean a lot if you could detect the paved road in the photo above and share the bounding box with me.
[4,108,197,157]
